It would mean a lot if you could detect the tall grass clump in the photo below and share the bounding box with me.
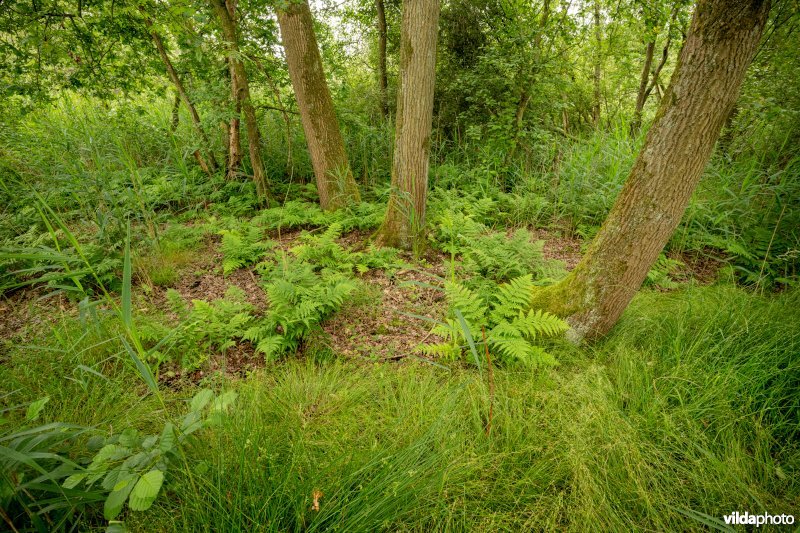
[106,285,799,531]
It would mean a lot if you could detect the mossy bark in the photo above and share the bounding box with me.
[277,0,360,211]
[212,0,269,198]
[532,0,771,342]
[376,0,440,251]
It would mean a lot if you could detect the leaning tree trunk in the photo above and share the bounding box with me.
[630,40,655,135]
[212,0,269,198]
[277,0,360,211]
[531,0,770,342]
[150,29,218,174]
[375,0,440,251]
[376,0,389,119]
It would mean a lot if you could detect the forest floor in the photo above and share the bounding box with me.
[0,223,725,380]
[1,225,587,378]
[4,217,797,532]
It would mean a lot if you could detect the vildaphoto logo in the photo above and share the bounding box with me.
[723,511,795,527]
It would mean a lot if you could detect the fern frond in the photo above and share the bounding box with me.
[444,281,485,328]
[508,309,569,340]
[489,336,532,363]
[491,274,535,321]
[419,342,461,360]
[256,336,285,360]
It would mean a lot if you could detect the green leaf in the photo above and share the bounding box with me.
[159,423,176,454]
[62,472,87,489]
[455,309,482,377]
[211,391,237,412]
[26,396,50,421]
[104,474,137,520]
[181,410,203,435]
[102,468,122,491]
[128,470,164,511]
[122,221,132,330]
[121,337,158,394]
[118,428,140,448]
[106,521,129,533]
[190,389,213,412]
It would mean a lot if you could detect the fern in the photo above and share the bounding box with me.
[252,200,385,233]
[252,200,327,231]
[219,226,273,275]
[428,208,565,292]
[249,259,356,361]
[290,224,354,272]
[289,223,405,275]
[422,274,568,368]
[167,286,257,369]
[645,253,684,289]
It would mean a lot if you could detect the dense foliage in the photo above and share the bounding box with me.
[1,0,798,530]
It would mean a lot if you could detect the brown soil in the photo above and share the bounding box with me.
[525,228,584,271]
[323,265,448,362]
[159,341,263,390]
[669,249,725,284]
[1,222,724,383]
[0,288,74,350]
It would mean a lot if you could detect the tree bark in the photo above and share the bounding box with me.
[531,0,771,342]
[150,29,218,174]
[277,0,360,210]
[630,40,655,135]
[227,56,243,179]
[170,92,180,132]
[376,0,389,119]
[212,0,269,197]
[376,0,440,251]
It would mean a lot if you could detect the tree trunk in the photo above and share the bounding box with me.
[250,55,295,176]
[375,0,440,251]
[591,0,602,127]
[376,0,389,119]
[642,8,678,112]
[170,92,180,132]
[630,40,655,135]
[507,0,550,164]
[277,0,360,211]
[227,57,243,179]
[531,0,770,342]
[212,0,269,197]
[150,29,218,174]
[505,90,531,165]
[718,101,740,154]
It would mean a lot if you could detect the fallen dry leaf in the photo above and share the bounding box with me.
[311,489,323,511]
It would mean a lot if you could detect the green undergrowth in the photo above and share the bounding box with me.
[2,284,798,531]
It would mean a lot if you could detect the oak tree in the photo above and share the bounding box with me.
[531,0,772,341]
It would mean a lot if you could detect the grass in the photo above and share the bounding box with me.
[3,284,798,531]
[1,92,798,531]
